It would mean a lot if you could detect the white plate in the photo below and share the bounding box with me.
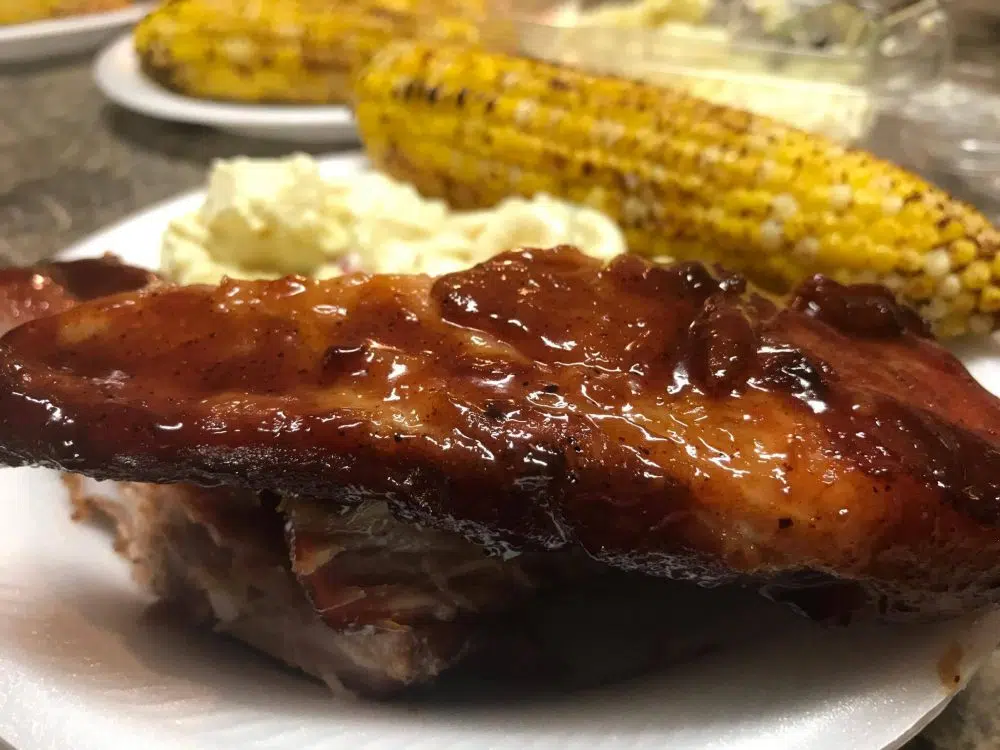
[93,33,357,144]
[0,4,153,64]
[5,151,1000,750]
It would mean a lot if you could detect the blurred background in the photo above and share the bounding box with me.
[5,0,1000,268]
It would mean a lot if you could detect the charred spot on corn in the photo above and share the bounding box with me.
[355,40,1000,338]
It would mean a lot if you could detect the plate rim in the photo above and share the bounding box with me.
[0,3,153,44]
[92,31,355,129]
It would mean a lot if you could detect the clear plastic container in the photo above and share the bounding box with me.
[897,48,1000,221]
[480,0,953,143]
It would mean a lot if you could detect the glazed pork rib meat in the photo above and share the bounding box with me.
[4,245,1000,623]
[60,476,547,695]
[1,257,549,697]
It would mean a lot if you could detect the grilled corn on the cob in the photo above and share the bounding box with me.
[355,41,1000,337]
[134,0,483,105]
[0,0,129,25]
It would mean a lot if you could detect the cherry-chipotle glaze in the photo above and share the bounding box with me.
[2,246,1000,621]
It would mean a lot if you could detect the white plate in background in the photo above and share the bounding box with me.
[4,152,1000,750]
[0,4,153,64]
[92,33,358,144]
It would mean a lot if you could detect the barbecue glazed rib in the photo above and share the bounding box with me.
[3,246,1000,620]
[0,256,545,695]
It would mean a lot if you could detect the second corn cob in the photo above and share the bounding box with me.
[134,0,483,105]
[1,0,129,25]
[355,40,1000,337]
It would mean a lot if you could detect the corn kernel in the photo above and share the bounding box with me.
[882,273,904,292]
[829,184,853,211]
[869,221,904,247]
[700,146,722,166]
[980,286,1000,313]
[949,239,978,268]
[868,245,898,274]
[962,261,991,291]
[911,225,940,250]
[771,194,799,220]
[756,160,777,181]
[899,249,925,273]
[906,276,937,301]
[513,100,537,126]
[841,235,874,268]
[881,195,903,216]
[964,213,990,235]
[937,274,962,299]
[758,220,784,251]
[923,249,951,279]
[951,291,978,315]
[941,219,968,243]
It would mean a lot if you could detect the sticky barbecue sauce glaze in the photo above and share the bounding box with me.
[3,246,1000,622]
